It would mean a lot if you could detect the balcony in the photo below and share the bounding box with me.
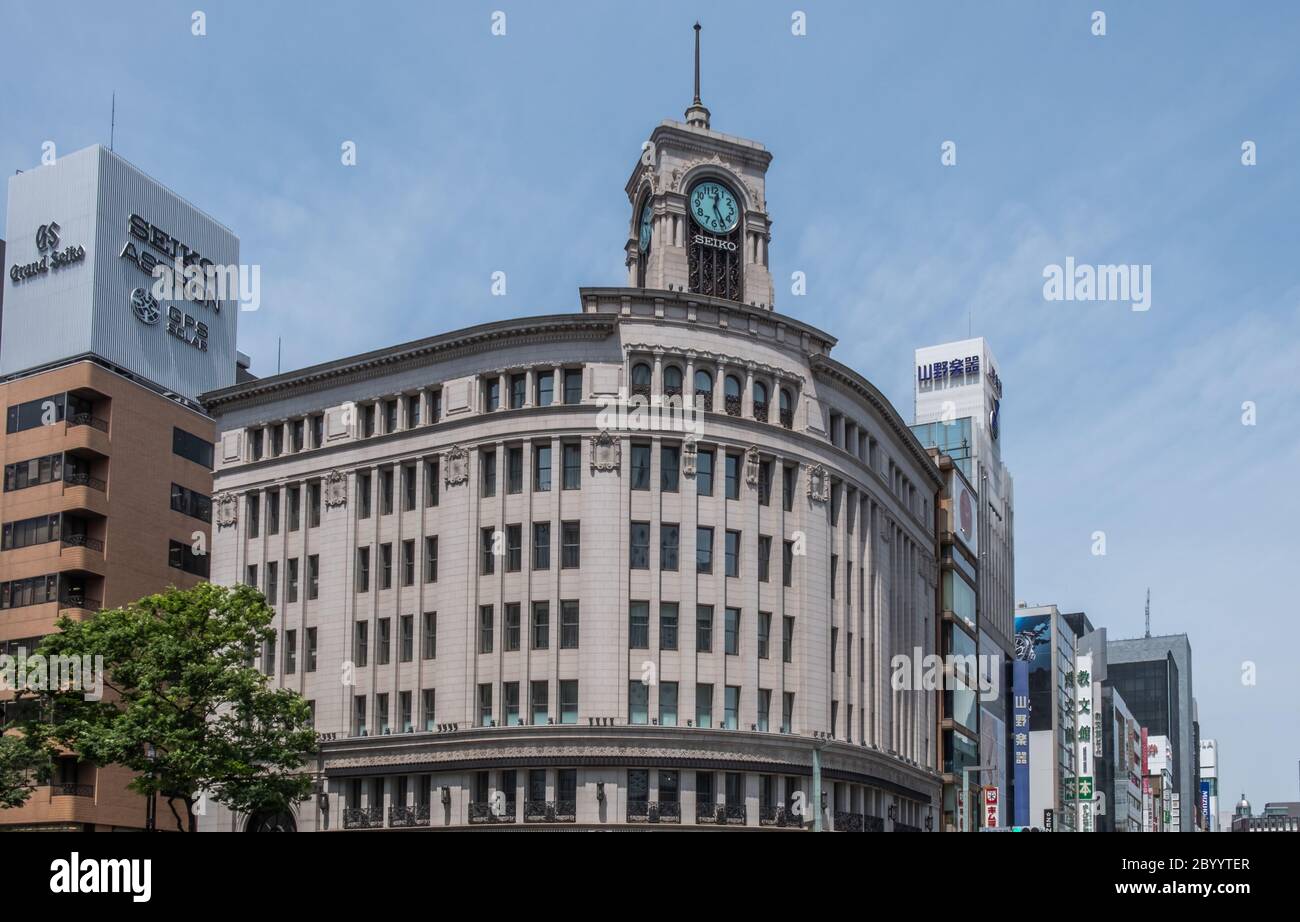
[779,407,793,429]
[388,803,430,828]
[61,534,104,553]
[629,382,652,399]
[626,800,682,824]
[752,400,769,423]
[342,806,384,829]
[65,414,109,433]
[522,800,575,824]
[58,593,102,613]
[695,801,745,826]
[695,389,713,412]
[833,811,865,832]
[62,471,107,493]
[724,395,742,417]
[864,815,886,832]
[893,822,923,833]
[52,783,95,798]
[468,801,517,825]
[759,805,803,828]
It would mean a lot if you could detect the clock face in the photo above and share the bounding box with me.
[689,180,740,234]
[638,202,653,252]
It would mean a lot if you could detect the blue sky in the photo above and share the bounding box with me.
[4,1,1298,811]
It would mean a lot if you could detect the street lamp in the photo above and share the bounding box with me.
[144,743,157,832]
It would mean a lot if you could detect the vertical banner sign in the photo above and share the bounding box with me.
[1200,781,1212,830]
[1012,660,1031,826]
[1141,727,1152,832]
[1074,654,1094,832]
[984,787,1000,828]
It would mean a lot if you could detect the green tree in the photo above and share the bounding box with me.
[24,582,317,831]
[0,730,53,809]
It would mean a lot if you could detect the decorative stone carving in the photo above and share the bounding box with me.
[806,463,830,503]
[682,436,698,478]
[590,430,621,473]
[214,493,238,529]
[323,470,348,508]
[443,446,469,487]
[744,446,761,486]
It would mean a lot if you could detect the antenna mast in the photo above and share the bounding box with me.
[1144,588,1151,638]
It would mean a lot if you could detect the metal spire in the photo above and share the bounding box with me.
[693,22,702,105]
[684,22,711,129]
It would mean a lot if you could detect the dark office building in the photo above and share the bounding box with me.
[1107,634,1196,832]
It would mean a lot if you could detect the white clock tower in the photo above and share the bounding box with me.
[624,24,776,310]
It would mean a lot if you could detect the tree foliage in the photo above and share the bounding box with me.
[23,582,317,831]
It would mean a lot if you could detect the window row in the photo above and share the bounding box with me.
[627,603,795,661]
[627,360,795,428]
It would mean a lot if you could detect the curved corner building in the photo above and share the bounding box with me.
[200,89,944,832]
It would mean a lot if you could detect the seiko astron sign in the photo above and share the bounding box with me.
[2,144,239,401]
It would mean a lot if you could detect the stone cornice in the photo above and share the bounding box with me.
[200,314,618,413]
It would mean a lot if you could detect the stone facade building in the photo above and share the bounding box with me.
[199,68,944,832]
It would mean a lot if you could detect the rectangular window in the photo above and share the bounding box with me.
[402,539,415,586]
[536,371,554,406]
[560,601,579,649]
[484,378,500,412]
[425,459,440,507]
[422,612,437,660]
[534,445,552,492]
[758,460,772,506]
[561,521,580,568]
[661,445,679,492]
[510,373,526,409]
[284,630,297,675]
[630,445,651,490]
[696,527,714,573]
[6,394,65,434]
[480,450,496,497]
[354,622,368,668]
[504,602,521,652]
[696,684,713,729]
[660,524,679,571]
[659,602,678,651]
[266,490,280,534]
[783,540,794,587]
[782,616,795,663]
[308,482,321,527]
[629,601,650,649]
[380,468,394,515]
[562,443,581,489]
[507,446,523,494]
[725,607,740,655]
[830,555,838,599]
[265,561,279,606]
[563,369,582,404]
[504,682,521,726]
[246,495,260,538]
[725,452,741,499]
[310,414,324,449]
[422,690,436,731]
[168,540,210,577]
[400,614,413,662]
[628,681,649,725]
[400,691,413,733]
[477,684,493,727]
[1,514,61,551]
[306,554,319,600]
[424,536,438,583]
[782,465,796,512]
[696,449,714,495]
[402,465,417,511]
[4,453,63,492]
[384,398,398,434]
[559,680,578,725]
[306,627,317,672]
[357,472,372,519]
[172,427,214,468]
[354,695,367,737]
[287,486,300,531]
[757,535,772,582]
[629,522,650,569]
[379,543,392,589]
[262,635,276,675]
[286,558,299,603]
[169,484,212,523]
[406,393,421,429]
[506,524,522,572]
[478,605,494,654]
[659,682,679,727]
[758,612,772,659]
[757,689,771,732]
[480,528,496,575]
[696,605,713,653]
[725,686,740,730]
[531,681,549,725]
[782,692,794,733]
[725,530,740,577]
[377,618,391,665]
[531,602,550,650]
[532,523,551,570]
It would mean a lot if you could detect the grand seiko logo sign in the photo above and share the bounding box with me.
[8,221,86,283]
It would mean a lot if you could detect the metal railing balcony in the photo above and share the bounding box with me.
[626,800,682,824]
[388,803,430,828]
[342,806,384,829]
[522,800,575,823]
[65,414,108,433]
[61,535,104,552]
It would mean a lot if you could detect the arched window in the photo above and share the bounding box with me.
[752,381,769,422]
[779,388,793,428]
[724,375,742,417]
[631,362,652,396]
[694,370,713,411]
[663,366,683,394]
